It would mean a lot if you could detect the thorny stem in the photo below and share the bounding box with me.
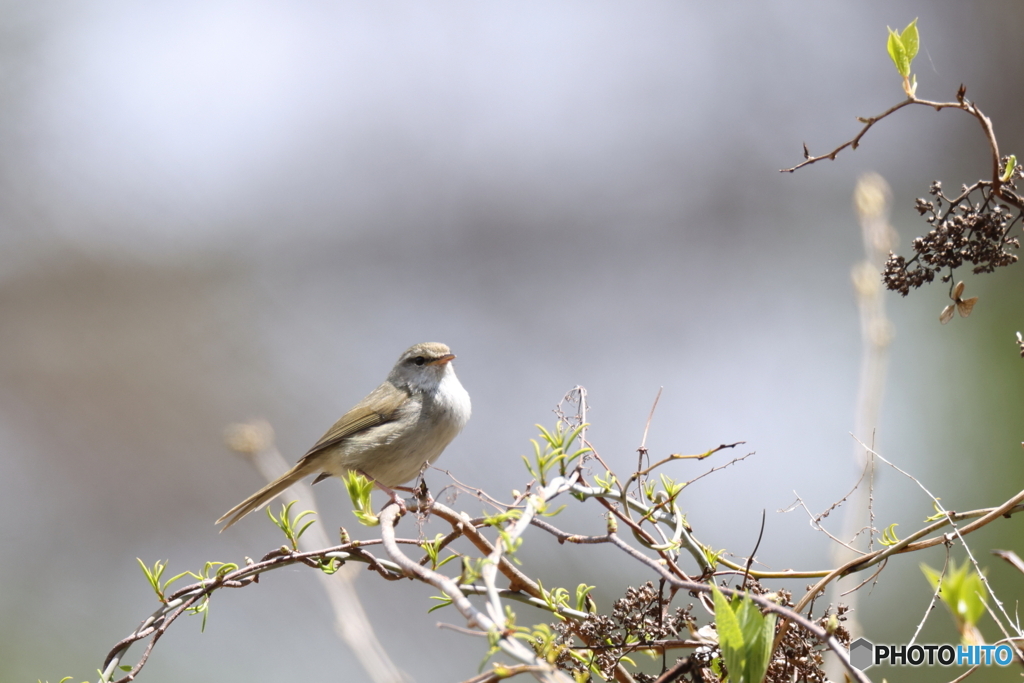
[782,92,1023,210]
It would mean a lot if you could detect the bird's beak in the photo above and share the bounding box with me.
[428,353,456,366]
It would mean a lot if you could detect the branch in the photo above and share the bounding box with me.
[101,541,401,682]
[781,88,1023,211]
[626,441,746,486]
[378,504,573,683]
[781,97,917,173]
[98,415,1024,683]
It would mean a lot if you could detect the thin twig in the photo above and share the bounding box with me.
[633,388,663,497]
[854,438,1019,630]
[909,548,951,647]
[628,442,745,486]
[741,510,766,588]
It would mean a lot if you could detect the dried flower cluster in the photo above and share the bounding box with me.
[768,602,851,683]
[548,582,696,681]
[883,170,1023,296]
[544,581,849,683]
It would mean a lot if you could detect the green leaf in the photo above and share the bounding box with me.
[318,557,341,575]
[886,19,919,79]
[344,472,379,526]
[521,454,538,480]
[523,423,591,485]
[887,27,908,77]
[428,593,454,613]
[886,19,920,96]
[713,587,745,673]
[353,510,380,527]
[900,18,919,63]
[137,558,165,597]
[922,558,987,638]
[161,570,192,593]
[266,501,319,548]
[435,553,459,569]
[712,586,776,683]
[575,583,596,612]
[879,522,900,546]
[701,545,724,569]
[659,472,685,500]
[737,596,775,681]
[420,533,441,565]
[296,518,317,539]
[1002,155,1017,183]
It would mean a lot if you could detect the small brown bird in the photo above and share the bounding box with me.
[217,342,471,530]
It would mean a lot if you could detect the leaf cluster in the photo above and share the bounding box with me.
[266,501,317,550]
[921,558,988,644]
[523,422,591,486]
[886,18,919,97]
[343,470,379,526]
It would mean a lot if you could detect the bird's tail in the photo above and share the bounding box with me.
[216,463,313,531]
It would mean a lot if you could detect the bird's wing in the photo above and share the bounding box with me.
[299,382,410,462]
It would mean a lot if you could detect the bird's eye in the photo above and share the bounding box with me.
[413,356,426,366]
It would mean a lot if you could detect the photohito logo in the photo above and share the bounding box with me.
[850,637,1014,670]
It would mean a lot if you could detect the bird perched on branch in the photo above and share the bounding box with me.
[217,342,471,530]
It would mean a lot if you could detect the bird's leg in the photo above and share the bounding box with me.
[412,462,434,510]
[414,478,433,508]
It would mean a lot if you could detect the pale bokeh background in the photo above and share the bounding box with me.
[3,2,1024,682]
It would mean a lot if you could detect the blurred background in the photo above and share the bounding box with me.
[3,1,1024,681]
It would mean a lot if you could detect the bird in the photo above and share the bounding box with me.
[217,342,471,530]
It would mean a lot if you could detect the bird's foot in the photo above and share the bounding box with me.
[414,479,434,509]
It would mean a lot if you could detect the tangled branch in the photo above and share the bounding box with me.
[93,409,1024,683]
